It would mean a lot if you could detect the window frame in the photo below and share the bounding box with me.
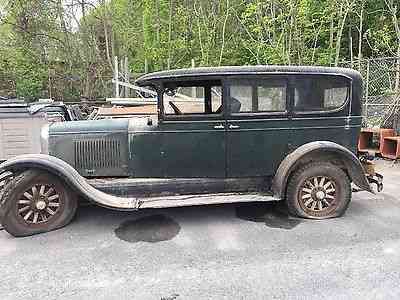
[226,76,289,118]
[291,74,352,116]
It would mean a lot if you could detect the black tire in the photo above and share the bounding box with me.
[1,169,78,237]
[286,162,351,219]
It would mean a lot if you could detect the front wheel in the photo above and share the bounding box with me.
[286,162,351,219]
[1,170,78,237]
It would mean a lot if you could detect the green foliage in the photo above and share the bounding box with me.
[0,0,399,100]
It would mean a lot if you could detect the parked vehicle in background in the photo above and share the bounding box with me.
[28,100,79,122]
[0,99,82,190]
[0,66,383,237]
[0,101,48,162]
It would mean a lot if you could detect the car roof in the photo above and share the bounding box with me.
[136,65,362,86]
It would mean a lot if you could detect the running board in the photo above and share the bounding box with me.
[0,155,278,211]
[136,193,279,209]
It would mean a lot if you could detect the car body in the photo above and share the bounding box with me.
[0,66,383,237]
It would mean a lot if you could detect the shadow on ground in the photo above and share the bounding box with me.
[235,202,303,230]
[111,202,300,243]
[74,201,304,243]
[115,214,181,243]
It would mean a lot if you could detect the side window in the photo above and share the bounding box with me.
[258,84,286,111]
[294,76,349,112]
[164,86,205,114]
[163,81,222,116]
[229,80,287,114]
[211,86,223,113]
[230,85,252,113]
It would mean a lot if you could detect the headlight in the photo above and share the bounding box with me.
[40,124,49,154]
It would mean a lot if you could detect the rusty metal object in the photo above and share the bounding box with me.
[358,157,383,192]
[92,105,157,120]
[361,159,376,176]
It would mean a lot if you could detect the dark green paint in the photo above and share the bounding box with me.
[48,67,363,181]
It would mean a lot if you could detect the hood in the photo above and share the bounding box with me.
[49,118,130,135]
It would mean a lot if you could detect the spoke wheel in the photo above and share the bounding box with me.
[16,183,63,225]
[1,170,77,237]
[298,176,337,217]
[286,162,351,219]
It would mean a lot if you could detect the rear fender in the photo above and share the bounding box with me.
[272,141,372,199]
[0,154,138,211]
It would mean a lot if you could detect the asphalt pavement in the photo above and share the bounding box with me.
[1,160,400,300]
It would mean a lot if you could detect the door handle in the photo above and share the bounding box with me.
[229,124,240,129]
[213,124,225,129]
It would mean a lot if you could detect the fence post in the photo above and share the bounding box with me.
[191,59,196,98]
[124,56,130,98]
[114,56,120,98]
[365,59,370,125]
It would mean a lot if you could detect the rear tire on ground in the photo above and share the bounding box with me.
[1,169,78,237]
[286,162,351,219]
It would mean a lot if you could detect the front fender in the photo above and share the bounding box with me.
[272,141,373,199]
[0,154,138,211]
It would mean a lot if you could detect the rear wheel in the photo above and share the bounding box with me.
[286,162,351,219]
[1,170,78,237]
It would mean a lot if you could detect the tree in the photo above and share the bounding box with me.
[1,0,400,101]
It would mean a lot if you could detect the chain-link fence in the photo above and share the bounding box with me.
[340,57,400,132]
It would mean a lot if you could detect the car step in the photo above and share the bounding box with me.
[135,192,279,209]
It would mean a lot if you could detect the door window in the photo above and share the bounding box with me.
[230,85,252,113]
[258,85,286,111]
[163,81,222,116]
[229,80,287,114]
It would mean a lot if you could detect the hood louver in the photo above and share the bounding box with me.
[74,138,125,176]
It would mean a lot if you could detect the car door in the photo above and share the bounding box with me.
[159,81,226,178]
[226,76,291,177]
[288,74,356,151]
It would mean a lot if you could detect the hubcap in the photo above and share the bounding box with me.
[36,200,47,210]
[17,184,61,225]
[299,176,337,215]
[315,191,325,200]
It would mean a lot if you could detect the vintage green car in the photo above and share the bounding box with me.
[0,66,383,237]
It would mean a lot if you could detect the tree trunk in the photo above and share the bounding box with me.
[167,0,173,69]
[101,0,114,72]
[334,3,350,66]
[349,27,353,67]
[219,0,229,66]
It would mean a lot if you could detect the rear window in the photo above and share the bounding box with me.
[294,76,350,112]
